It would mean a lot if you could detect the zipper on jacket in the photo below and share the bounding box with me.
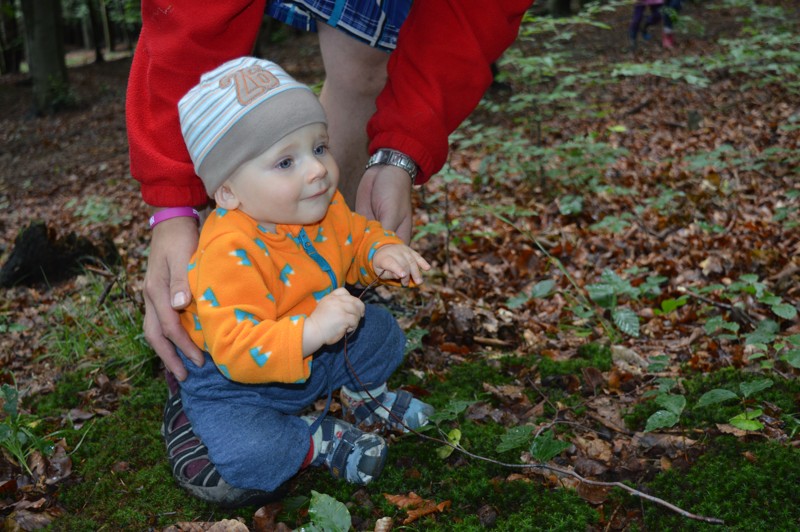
[296,228,338,290]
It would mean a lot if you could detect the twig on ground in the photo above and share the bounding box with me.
[678,286,757,327]
[473,336,515,348]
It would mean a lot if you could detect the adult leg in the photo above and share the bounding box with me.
[317,24,389,208]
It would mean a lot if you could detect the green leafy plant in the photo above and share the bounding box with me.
[527,134,628,194]
[696,378,774,431]
[611,59,709,87]
[645,394,687,432]
[693,274,799,369]
[495,425,571,463]
[413,165,478,268]
[496,213,666,341]
[297,491,352,532]
[652,296,688,317]
[528,429,571,462]
[773,189,799,229]
[0,315,28,334]
[506,279,556,310]
[0,381,56,475]
[584,269,666,339]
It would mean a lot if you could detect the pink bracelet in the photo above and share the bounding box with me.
[149,207,200,229]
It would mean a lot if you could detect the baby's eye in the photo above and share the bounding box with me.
[313,144,327,156]
[276,158,293,169]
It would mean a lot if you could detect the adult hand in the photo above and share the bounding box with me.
[143,216,204,380]
[355,165,413,244]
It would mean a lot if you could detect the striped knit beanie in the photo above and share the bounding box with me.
[178,57,327,196]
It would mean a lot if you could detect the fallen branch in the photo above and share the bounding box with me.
[677,286,757,326]
[473,336,515,348]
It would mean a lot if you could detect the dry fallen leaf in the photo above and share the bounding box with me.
[384,492,451,524]
[162,519,249,532]
[373,516,394,532]
[4,508,61,531]
[577,482,610,504]
[573,435,614,463]
[611,345,649,372]
[252,502,284,532]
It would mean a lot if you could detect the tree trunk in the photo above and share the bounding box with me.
[87,0,105,62]
[99,0,113,54]
[21,0,70,114]
[0,0,23,74]
[548,0,573,17]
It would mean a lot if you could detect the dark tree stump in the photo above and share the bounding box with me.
[0,221,118,287]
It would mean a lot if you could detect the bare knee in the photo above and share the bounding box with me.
[317,24,389,100]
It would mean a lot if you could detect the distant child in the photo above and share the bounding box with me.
[174,57,434,495]
[629,0,664,49]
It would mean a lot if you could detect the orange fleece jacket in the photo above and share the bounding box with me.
[180,192,404,384]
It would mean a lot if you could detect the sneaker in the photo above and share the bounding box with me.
[662,33,675,48]
[304,415,387,484]
[162,371,278,507]
[341,385,435,432]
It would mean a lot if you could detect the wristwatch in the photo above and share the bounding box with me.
[366,149,419,184]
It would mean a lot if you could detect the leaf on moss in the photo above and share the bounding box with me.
[383,492,451,524]
[645,410,679,432]
[697,388,739,407]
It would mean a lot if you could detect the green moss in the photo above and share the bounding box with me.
[285,354,596,531]
[51,377,251,530]
[416,357,514,406]
[538,343,612,379]
[30,371,95,417]
[643,436,800,530]
[46,346,795,531]
[288,419,597,531]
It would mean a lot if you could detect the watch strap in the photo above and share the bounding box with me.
[366,149,419,184]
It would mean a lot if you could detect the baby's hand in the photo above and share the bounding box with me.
[372,244,431,286]
[303,288,365,353]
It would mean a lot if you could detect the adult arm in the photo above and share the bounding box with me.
[357,0,532,241]
[127,0,266,377]
[367,0,532,183]
[127,0,266,206]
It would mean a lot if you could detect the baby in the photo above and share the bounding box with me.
[173,56,434,495]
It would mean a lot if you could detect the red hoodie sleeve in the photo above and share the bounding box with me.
[126,0,266,207]
[367,0,531,184]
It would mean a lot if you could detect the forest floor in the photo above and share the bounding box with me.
[0,1,799,531]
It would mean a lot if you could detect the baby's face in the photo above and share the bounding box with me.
[225,123,338,227]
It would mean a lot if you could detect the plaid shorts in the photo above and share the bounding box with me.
[266,0,412,51]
